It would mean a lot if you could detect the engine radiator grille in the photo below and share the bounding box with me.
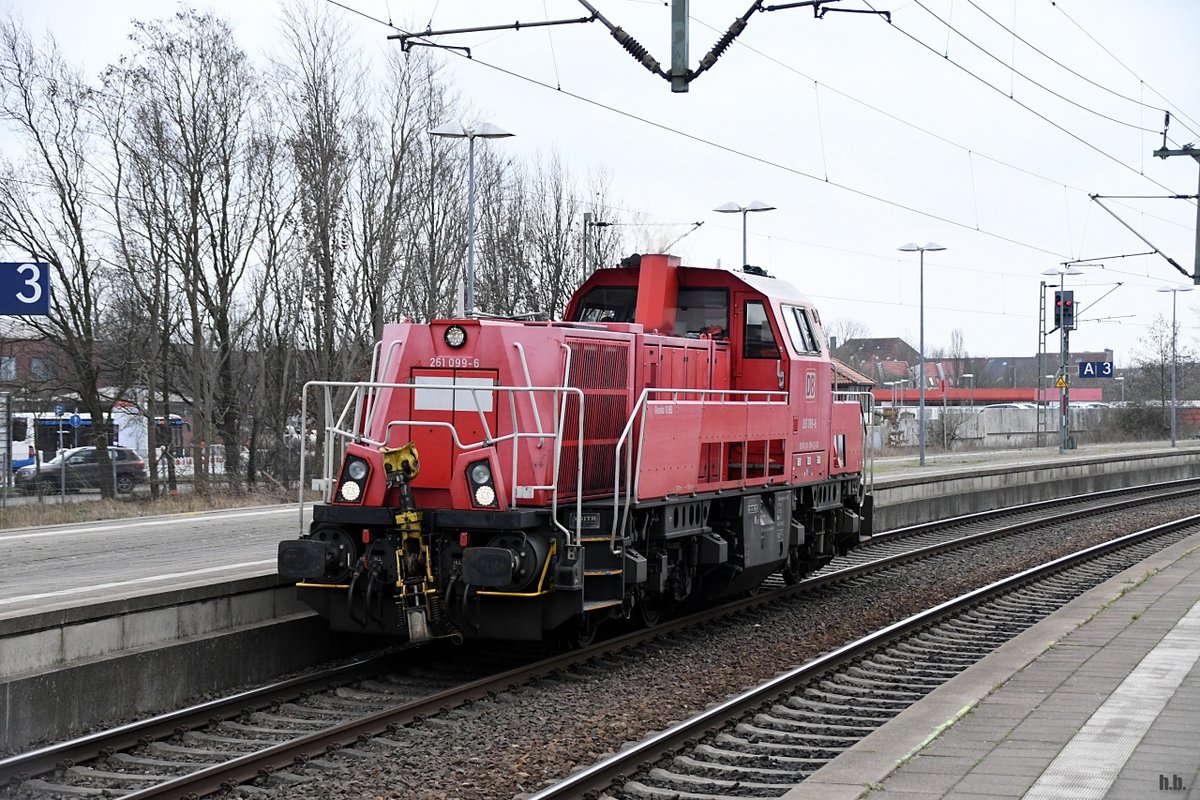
[558,338,630,495]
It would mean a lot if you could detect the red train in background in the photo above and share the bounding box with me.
[278,253,873,644]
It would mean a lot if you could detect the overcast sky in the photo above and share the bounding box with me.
[7,0,1199,367]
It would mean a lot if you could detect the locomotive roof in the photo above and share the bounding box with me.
[718,266,815,306]
[587,259,816,306]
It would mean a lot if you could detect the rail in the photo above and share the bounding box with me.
[298,379,586,545]
[610,387,789,545]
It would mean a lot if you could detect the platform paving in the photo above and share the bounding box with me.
[782,527,1200,800]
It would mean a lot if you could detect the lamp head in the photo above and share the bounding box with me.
[429,121,467,138]
[429,121,513,139]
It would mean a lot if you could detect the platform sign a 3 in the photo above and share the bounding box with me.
[0,262,50,315]
[1078,361,1113,378]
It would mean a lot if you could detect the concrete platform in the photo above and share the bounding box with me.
[783,527,1200,799]
[870,441,1200,530]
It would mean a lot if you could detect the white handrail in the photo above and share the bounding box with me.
[834,389,875,498]
[512,342,546,447]
[298,379,586,543]
[363,338,404,435]
[609,387,789,543]
[550,343,584,545]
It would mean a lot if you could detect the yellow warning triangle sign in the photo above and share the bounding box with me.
[1055,377,1067,389]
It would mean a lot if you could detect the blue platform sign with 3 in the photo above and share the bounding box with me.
[1078,361,1114,378]
[0,262,50,315]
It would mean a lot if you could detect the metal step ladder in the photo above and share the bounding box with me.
[580,535,625,612]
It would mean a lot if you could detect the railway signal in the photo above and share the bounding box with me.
[1054,290,1076,331]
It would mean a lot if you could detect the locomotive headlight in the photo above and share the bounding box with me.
[468,461,492,486]
[335,456,369,503]
[474,484,496,507]
[466,458,498,508]
[444,325,467,349]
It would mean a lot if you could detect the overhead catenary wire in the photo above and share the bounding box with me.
[914,0,1159,136]
[1046,0,1200,139]
[964,0,1196,141]
[861,0,1196,205]
[333,0,1200,278]
[327,1,1071,260]
[5,1,1189,293]
[1,51,1191,237]
[685,14,1193,234]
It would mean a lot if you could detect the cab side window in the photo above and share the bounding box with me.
[782,305,821,353]
[743,301,780,358]
[676,288,729,338]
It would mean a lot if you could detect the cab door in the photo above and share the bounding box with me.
[732,296,787,393]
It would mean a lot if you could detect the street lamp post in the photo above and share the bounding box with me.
[1115,375,1125,403]
[1156,285,1194,447]
[715,201,775,267]
[899,242,946,466]
[429,121,514,316]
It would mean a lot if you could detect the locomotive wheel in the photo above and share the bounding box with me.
[557,615,599,650]
[636,597,664,628]
[780,549,805,585]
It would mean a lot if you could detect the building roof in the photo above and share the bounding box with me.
[832,337,921,366]
[831,358,874,388]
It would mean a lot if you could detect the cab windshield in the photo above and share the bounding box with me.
[572,286,637,323]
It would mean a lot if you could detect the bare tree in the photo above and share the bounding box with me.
[947,328,970,382]
[1130,313,1192,414]
[475,152,531,317]
[584,169,624,273]
[825,318,870,349]
[526,151,584,320]
[0,17,133,497]
[274,0,362,465]
[346,47,446,338]
[100,60,177,496]
[109,9,265,491]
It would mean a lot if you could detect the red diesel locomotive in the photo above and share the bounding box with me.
[278,253,872,644]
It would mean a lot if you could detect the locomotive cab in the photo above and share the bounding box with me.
[279,254,872,645]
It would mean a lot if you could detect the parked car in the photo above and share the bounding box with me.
[13,446,148,494]
[979,402,1038,411]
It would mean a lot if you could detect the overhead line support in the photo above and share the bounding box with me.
[1152,143,1200,285]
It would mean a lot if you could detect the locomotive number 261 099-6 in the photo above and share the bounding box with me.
[427,356,481,368]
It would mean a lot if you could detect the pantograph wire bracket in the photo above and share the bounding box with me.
[391,1,890,92]
[1089,194,1193,281]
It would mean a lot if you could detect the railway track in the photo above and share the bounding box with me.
[530,514,1200,799]
[2,481,1197,799]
